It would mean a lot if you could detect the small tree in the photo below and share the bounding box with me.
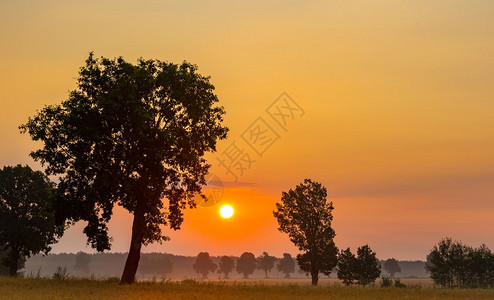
[337,246,381,286]
[337,248,357,286]
[257,252,277,278]
[236,252,257,279]
[277,253,296,278]
[355,245,381,285]
[273,179,338,285]
[0,165,63,276]
[193,252,217,279]
[0,248,25,276]
[217,256,235,279]
[383,258,401,278]
[74,252,91,274]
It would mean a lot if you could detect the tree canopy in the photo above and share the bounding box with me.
[193,252,217,279]
[426,238,494,288]
[74,252,91,274]
[217,256,235,279]
[257,252,277,278]
[20,54,228,283]
[383,258,401,278]
[273,179,337,285]
[0,165,63,276]
[337,245,381,286]
[277,253,296,278]
[236,252,257,279]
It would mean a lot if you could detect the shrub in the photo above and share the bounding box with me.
[380,275,392,287]
[52,266,69,281]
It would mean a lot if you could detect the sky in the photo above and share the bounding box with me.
[1,0,494,261]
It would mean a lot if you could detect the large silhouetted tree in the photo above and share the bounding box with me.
[236,252,257,279]
[20,54,228,284]
[257,252,276,278]
[383,258,401,278]
[193,252,217,279]
[0,165,63,276]
[217,256,235,279]
[273,179,338,285]
[277,253,295,278]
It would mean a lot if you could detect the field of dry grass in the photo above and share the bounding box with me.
[2,277,494,300]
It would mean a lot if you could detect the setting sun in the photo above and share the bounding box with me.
[219,204,234,219]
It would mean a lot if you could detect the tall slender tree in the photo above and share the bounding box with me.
[273,179,337,285]
[20,54,228,284]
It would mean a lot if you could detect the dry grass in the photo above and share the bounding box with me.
[1,276,493,299]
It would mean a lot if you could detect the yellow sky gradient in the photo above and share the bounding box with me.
[1,0,494,260]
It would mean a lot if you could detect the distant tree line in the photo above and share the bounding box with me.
[427,238,494,288]
[193,251,296,279]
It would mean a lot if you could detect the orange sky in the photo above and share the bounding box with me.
[1,0,494,260]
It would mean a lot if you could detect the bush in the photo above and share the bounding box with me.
[380,276,392,287]
[394,278,406,288]
[52,266,69,281]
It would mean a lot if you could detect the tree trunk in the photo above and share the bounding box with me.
[311,270,319,285]
[310,254,318,285]
[9,250,19,277]
[120,207,145,284]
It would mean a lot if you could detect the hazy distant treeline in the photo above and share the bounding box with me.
[21,253,427,279]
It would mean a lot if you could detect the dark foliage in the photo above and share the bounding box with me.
[20,53,228,283]
[426,238,494,288]
[217,256,235,279]
[74,252,91,274]
[192,252,217,279]
[337,245,381,286]
[0,248,26,276]
[236,252,257,279]
[257,252,277,278]
[273,179,337,285]
[0,165,63,276]
[277,253,296,278]
[383,258,401,278]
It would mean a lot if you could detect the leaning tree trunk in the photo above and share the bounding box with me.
[120,207,145,284]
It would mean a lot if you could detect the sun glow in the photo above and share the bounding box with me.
[219,204,234,218]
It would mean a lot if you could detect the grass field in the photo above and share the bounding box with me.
[2,277,494,299]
